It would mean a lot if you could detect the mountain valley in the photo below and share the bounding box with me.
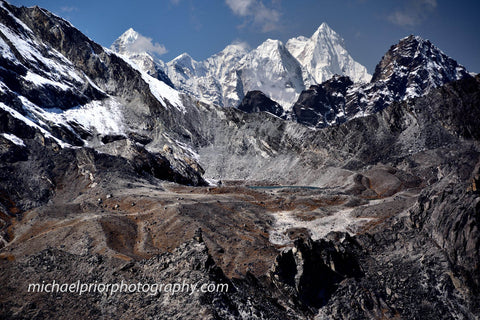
[1,1,479,319]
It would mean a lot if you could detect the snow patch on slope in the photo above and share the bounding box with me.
[0,23,83,85]
[0,35,16,60]
[23,71,70,90]
[0,101,71,148]
[62,100,124,136]
[21,96,124,136]
[140,70,184,112]
[0,132,26,146]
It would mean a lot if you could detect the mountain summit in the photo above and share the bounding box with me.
[110,28,173,87]
[286,22,371,85]
[234,39,305,109]
[110,28,140,55]
[371,35,469,99]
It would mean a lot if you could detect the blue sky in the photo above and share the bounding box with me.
[9,0,480,73]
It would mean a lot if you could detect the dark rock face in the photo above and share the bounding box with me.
[237,90,284,117]
[128,142,206,186]
[0,115,205,215]
[419,75,480,141]
[411,178,480,304]
[153,67,175,89]
[268,224,479,320]
[317,226,476,319]
[371,35,470,95]
[271,236,362,310]
[0,1,166,134]
[0,3,106,110]
[292,75,353,127]
[0,1,207,187]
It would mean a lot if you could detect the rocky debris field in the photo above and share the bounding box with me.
[1,145,479,319]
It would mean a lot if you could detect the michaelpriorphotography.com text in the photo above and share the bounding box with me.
[27,279,229,296]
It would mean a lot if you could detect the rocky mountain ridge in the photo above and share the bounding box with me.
[113,25,471,129]
[288,34,471,127]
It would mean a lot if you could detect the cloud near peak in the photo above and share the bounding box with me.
[225,0,281,32]
[388,0,437,27]
[129,34,168,56]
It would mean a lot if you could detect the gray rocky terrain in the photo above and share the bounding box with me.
[0,1,479,319]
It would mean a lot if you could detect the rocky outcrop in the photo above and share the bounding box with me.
[0,3,106,111]
[237,90,284,117]
[97,138,206,186]
[410,174,480,308]
[292,75,353,127]
[270,235,362,311]
[2,220,478,319]
[316,226,476,319]
[371,35,470,97]
[0,113,206,218]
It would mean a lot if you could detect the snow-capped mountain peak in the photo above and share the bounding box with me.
[164,52,215,104]
[205,43,248,78]
[371,35,470,99]
[286,23,371,85]
[235,38,305,110]
[290,34,472,128]
[251,39,292,63]
[121,27,139,41]
[312,22,337,39]
[110,28,140,54]
[260,38,282,48]
[218,42,250,56]
[170,52,197,69]
[110,28,174,87]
